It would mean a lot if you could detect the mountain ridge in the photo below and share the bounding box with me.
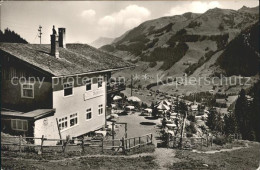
[100,6,259,93]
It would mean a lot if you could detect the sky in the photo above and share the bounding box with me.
[0,1,258,44]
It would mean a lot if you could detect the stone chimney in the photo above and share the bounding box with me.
[50,25,59,58]
[58,28,66,48]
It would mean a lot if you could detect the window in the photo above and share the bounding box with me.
[58,116,68,130]
[98,104,103,115]
[98,77,103,88]
[70,113,78,127]
[11,119,28,131]
[21,83,34,98]
[64,82,73,96]
[85,78,92,91]
[86,108,92,120]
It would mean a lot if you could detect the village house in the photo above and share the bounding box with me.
[0,27,134,144]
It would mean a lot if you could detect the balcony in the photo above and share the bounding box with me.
[107,82,126,94]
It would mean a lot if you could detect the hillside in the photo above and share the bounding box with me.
[91,37,114,48]
[217,22,259,76]
[100,6,259,94]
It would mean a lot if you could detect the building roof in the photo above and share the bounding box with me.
[0,43,134,77]
[1,109,55,120]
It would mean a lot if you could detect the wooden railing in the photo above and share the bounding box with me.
[167,136,213,149]
[124,133,153,151]
[107,83,126,94]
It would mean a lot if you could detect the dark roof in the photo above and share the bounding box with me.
[0,43,134,76]
[1,109,55,120]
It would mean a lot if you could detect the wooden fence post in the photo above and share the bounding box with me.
[151,134,153,144]
[19,135,22,153]
[206,135,208,147]
[40,135,44,153]
[167,134,169,149]
[129,139,131,151]
[139,137,141,148]
[121,137,125,154]
[112,122,115,151]
[101,138,104,153]
[81,139,85,153]
[134,137,136,147]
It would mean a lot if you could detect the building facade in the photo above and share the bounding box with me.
[0,27,134,144]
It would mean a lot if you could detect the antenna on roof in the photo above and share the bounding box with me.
[38,25,42,44]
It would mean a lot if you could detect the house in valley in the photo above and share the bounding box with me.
[0,27,134,144]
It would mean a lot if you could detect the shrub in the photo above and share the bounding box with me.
[187,115,196,122]
[186,133,193,137]
[186,122,197,134]
[24,146,37,153]
[213,135,227,146]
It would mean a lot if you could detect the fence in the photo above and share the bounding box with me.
[1,133,153,154]
[124,133,153,151]
[167,133,242,149]
[167,136,213,149]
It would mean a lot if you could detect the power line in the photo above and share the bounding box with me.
[38,25,42,44]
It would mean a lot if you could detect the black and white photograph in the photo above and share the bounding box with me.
[0,0,259,169]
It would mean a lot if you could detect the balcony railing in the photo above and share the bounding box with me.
[107,82,126,94]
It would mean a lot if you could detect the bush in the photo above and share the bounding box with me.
[24,146,37,153]
[186,122,197,134]
[186,133,193,137]
[213,135,227,146]
[187,115,196,122]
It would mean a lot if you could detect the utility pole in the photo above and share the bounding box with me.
[38,25,42,44]
[0,0,3,31]
[130,74,133,96]
[179,111,187,149]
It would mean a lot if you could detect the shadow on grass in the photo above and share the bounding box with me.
[140,122,156,126]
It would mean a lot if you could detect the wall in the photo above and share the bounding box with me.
[1,54,53,112]
[2,80,52,112]
[34,116,59,145]
[51,73,107,139]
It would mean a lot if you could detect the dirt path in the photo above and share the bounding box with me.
[153,148,180,169]
[192,145,249,154]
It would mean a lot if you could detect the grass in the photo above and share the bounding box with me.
[169,141,260,170]
[1,144,155,159]
[196,140,246,152]
[1,155,158,170]
[1,144,157,170]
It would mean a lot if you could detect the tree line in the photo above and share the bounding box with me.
[0,28,28,43]
[206,81,260,142]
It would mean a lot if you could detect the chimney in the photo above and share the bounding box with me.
[58,28,66,48]
[50,25,59,58]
